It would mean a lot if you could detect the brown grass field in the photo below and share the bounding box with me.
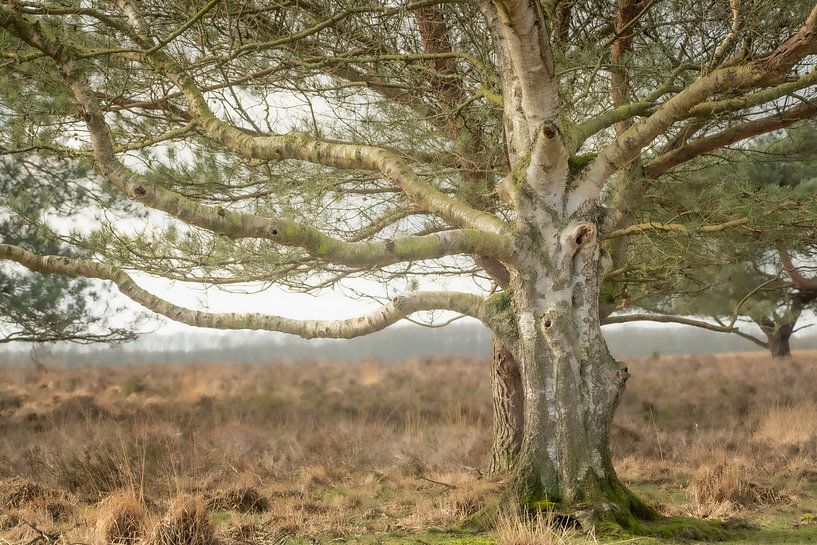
[2,350,817,544]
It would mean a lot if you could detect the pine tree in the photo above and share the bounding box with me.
[2,1,817,527]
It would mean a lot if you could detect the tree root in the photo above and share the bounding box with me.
[457,491,730,542]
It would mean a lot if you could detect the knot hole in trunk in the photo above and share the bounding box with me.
[562,222,597,256]
[574,224,594,246]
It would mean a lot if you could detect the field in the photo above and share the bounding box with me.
[2,351,817,544]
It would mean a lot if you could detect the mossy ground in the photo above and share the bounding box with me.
[277,481,817,544]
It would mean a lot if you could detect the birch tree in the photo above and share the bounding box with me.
[2,0,817,528]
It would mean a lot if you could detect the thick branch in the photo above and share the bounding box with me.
[488,0,557,126]
[1,5,505,235]
[645,102,817,178]
[0,244,487,340]
[104,2,506,235]
[569,4,817,211]
[163,70,504,234]
[688,68,817,118]
[571,64,692,151]
[416,4,462,105]
[0,6,512,268]
[779,249,817,291]
[578,65,817,153]
[610,0,641,134]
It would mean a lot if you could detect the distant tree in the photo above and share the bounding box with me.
[616,253,816,358]
[3,0,817,528]
[605,124,817,358]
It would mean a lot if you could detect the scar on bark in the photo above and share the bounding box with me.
[563,222,597,254]
[542,122,561,139]
[575,224,594,244]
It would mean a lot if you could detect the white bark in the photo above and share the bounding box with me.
[0,244,487,340]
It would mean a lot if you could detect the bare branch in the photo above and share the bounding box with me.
[606,218,749,239]
[602,313,737,333]
[707,0,742,71]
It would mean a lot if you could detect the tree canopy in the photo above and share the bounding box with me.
[3,0,817,527]
[608,123,817,356]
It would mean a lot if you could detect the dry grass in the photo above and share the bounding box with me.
[95,492,148,544]
[0,478,59,509]
[682,459,788,520]
[1,351,816,541]
[495,507,595,545]
[755,403,817,448]
[207,487,269,513]
[150,497,215,545]
[689,461,783,508]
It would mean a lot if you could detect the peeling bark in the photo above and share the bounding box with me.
[477,0,655,523]
[506,221,649,523]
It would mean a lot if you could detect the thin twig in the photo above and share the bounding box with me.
[417,474,456,489]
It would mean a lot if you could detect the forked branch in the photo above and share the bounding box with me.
[0,7,512,268]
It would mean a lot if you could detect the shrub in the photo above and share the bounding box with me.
[689,461,783,509]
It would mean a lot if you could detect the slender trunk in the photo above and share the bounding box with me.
[490,337,523,473]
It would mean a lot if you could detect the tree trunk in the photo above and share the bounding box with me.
[765,323,794,358]
[490,337,523,473]
[504,223,655,526]
[755,316,797,359]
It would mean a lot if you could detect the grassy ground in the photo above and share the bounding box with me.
[2,351,817,544]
